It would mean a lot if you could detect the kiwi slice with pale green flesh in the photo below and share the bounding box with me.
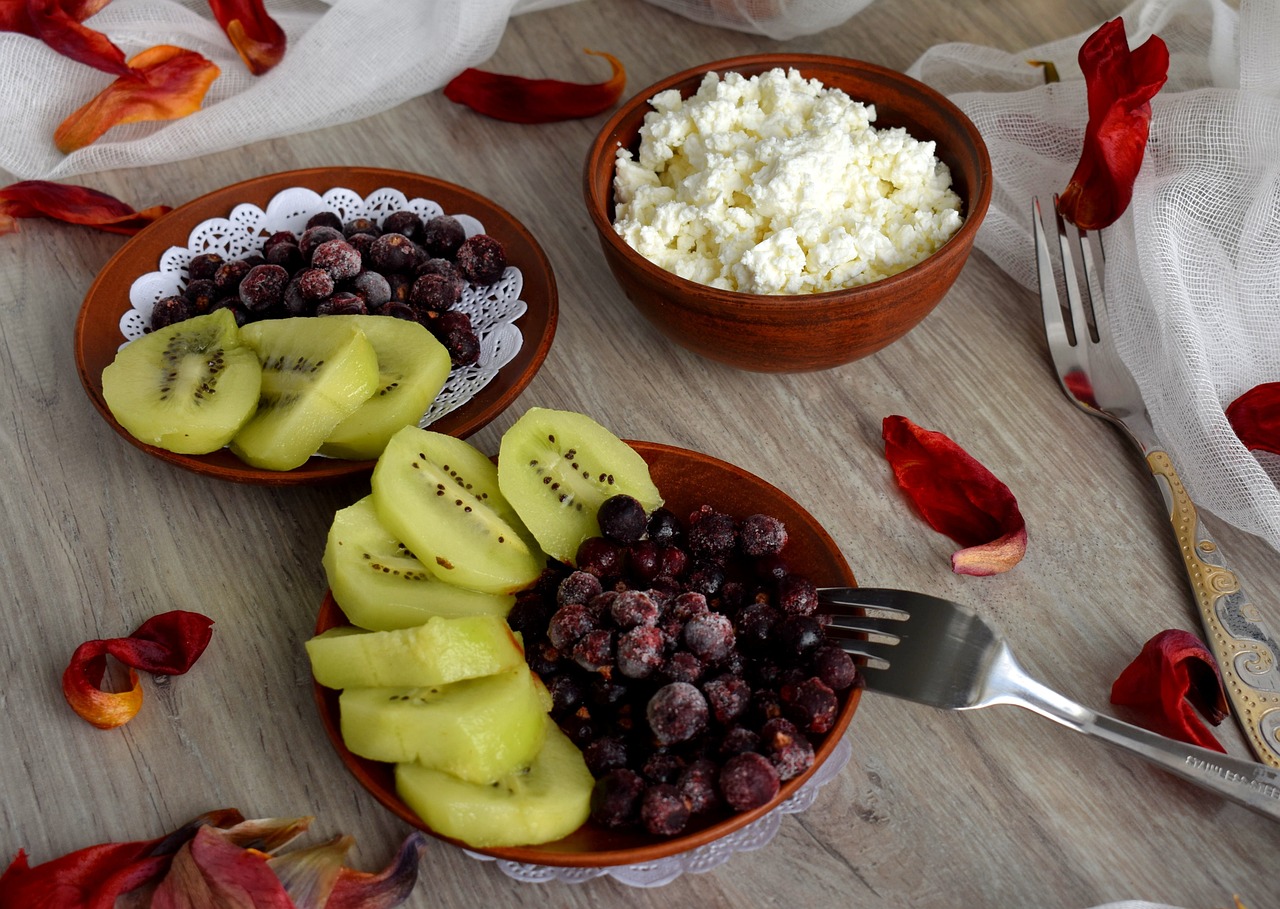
[230,317,379,471]
[101,308,262,455]
[323,495,513,631]
[498,407,663,563]
[317,316,451,461]
[371,426,545,595]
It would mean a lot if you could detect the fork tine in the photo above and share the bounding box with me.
[1034,196,1073,350]
[1052,196,1098,345]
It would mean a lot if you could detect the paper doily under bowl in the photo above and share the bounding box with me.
[74,167,558,485]
[313,440,861,869]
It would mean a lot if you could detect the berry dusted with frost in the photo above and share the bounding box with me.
[590,768,647,829]
[440,327,481,367]
[187,251,224,281]
[213,258,252,293]
[314,292,367,316]
[421,215,466,259]
[682,611,735,662]
[678,758,720,814]
[409,272,461,312]
[740,513,788,557]
[718,725,761,758]
[703,673,751,725]
[761,716,814,780]
[640,783,691,836]
[642,750,684,783]
[312,238,363,281]
[455,233,507,284]
[583,735,629,776]
[647,681,708,745]
[299,224,343,259]
[776,573,818,616]
[782,677,839,733]
[719,751,779,811]
[734,601,779,654]
[572,628,615,672]
[349,270,391,309]
[663,650,703,684]
[150,295,193,331]
[557,570,603,607]
[238,263,289,312]
[812,644,858,691]
[369,232,419,273]
[610,589,659,628]
[688,505,736,557]
[416,256,464,283]
[617,625,665,679]
[547,601,596,651]
[598,494,648,544]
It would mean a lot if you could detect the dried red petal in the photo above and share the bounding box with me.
[0,180,171,236]
[0,810,244,909]
[882,415,1027,576]
[324,833,428,909]
[1,0,132,76]
[1056,17,1169,230]
[1111,628,1229,751]
[206,0,285,76]
[152,826,296,909]
[1226,382,1280,457]
[62,610,214,728]
[444,49,625,124]
[54,44,220,154]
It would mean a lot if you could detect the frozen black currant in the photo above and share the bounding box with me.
[719,751,779,811]
[598,494,647,544]
[740,513,788,557]
[640,783,691,836]
[616,625,665,679]
[455,233,507,284]
[590,768,647,829]
[646,681,708,745]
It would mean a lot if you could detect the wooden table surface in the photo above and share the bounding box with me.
[4,1,1277,906]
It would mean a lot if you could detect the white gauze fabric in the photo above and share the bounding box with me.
[909,0,1280,554]
[0,0,578,181]
[638,0,873,39]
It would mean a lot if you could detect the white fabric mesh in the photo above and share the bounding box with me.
[0,0,573,182]
[637,0,873,39]
[909,0,1280,554]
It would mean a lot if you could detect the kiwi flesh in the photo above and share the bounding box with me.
[370,426,545,595]
[317,316,452,461]
[230,317,379,471]
[497,407,663,563]
[101,308,262,454]
[323,495,513,630]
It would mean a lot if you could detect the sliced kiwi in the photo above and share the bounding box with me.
[370,426,545,595]
[497,407,663,563]
[318,316,452,461]
[101,308,262,454]
[230,317,379,470]
[323,495,514,630]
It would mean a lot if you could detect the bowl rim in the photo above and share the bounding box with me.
[583,52,993,314]
[311,438,861,867]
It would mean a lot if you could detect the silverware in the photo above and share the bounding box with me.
[819,586,1280,820]
[1033,196,1280,768]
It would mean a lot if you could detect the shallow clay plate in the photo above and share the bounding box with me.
[75,167,558,485]
[313,440,860,868]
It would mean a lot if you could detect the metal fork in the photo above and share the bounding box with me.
[1033,197,1280,768]
[819,587,1280,820]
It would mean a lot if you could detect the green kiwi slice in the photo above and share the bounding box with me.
[230,317,379,471]
[317,316,452,461]
[497,407,663,563]
[323,495,513,630]
[101,308,262,455]
[370,426,545,595]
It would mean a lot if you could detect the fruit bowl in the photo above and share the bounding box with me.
[583,53,991,372]
[75,167,558,484]
[313,440,860,868]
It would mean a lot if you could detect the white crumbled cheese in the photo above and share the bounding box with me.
[611,67,964,295]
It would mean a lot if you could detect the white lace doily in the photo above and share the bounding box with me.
[122,185,526,432]
[465,735,852,887]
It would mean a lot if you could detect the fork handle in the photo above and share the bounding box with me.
[1143,448,1280,768]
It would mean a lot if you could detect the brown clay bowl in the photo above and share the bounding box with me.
[313,440,860,868]
[583,54,991,373]
[75,167,558,485]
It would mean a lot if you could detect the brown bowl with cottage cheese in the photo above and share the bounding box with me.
[583,54,991,372]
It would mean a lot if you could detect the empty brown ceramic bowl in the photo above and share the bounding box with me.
[584,54,991,372]
[313,439,860,869]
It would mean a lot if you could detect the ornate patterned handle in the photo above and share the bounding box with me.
[1147,450,1280,768]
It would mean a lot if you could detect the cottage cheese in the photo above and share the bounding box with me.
[611,67,963,295]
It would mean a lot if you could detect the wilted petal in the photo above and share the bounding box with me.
[1226,382,1280,457]
[210,816,313,854]
[1057,17,1169,230]
[207,0,285,75]
[266,835,350,909]
[444,49,625,124]
[1111,628,1228,751]
[0,810,245,909]
[882,415,1027,576]
[151,827,293,909]
[0,180,170,236]
[62,610,214,728]
[5,0,132,76]
[54,44,219,153]
[325,833,428,909]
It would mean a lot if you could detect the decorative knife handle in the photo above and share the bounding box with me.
[1147,449,1280,768]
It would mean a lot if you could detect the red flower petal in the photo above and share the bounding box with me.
[1,0,132,77]
[0,810,244,909]
[61,610,214,728]
[54,44,220,154]
[1111,628,1229,751]
[1226,381,1280,456]
[882,415,1027,575]
[444,49,626,124]
[1057,17,1169,230]
[151,826,297,909]
[0,180,171,236]
[324,833,428,909]
[206,0,285,76]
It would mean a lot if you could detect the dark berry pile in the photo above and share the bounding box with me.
[149,209,509,368]
[507,495,859,838]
